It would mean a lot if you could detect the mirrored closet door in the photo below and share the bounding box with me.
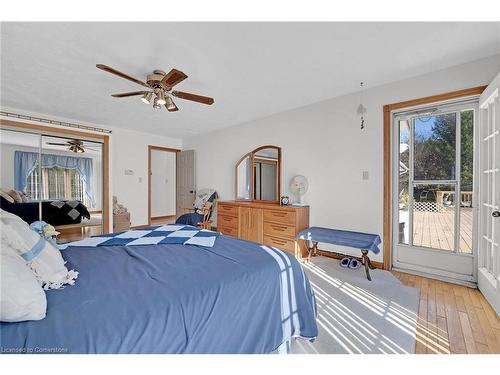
[0,127,104,243]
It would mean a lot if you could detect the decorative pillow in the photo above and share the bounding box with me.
[0,209,78,290]
[8,190,23,203]
[19,191,29,203]
[0,189,15,203]
[0,243,47,322]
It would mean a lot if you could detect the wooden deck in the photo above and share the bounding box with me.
[401,208,473,253]
[395,271,500,354]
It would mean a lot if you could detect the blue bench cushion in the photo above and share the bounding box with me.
[297,226,381,254]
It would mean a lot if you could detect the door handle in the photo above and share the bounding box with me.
[493,211,500,218]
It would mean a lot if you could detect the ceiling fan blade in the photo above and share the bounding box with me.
[45,142,69,146]
[96,64,149,88]
[111,91,150,98]
[161,69,188,89]
[83,147,100,151]
[171,91,214,105]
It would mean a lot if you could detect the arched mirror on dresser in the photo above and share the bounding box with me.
[234,145,281,202]
[220,144,308,257]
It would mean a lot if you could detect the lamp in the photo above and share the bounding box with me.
[165,96,177,111]
[141,92,153,104]
[153,97,161,109]
[156,90,166,105]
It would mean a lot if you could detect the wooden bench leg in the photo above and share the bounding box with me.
[307,240,318,262]
[361,249,372,281]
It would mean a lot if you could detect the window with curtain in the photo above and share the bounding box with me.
[14,150,94,206]
[25,166,89,206]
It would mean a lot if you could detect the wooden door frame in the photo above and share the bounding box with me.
[383,86,487,270]
[0,118,111,233]
[147,145,180,225]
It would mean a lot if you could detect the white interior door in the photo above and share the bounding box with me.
[150,149,176,218]
[176,150,195,217]
[478,72,500,316]
[392,100,479,285]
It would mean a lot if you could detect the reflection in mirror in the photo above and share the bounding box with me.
[234,145,281,202]
[41,135,104,242]
[1,129,41,203]
[236,154,251,200]
[253,147,278,201]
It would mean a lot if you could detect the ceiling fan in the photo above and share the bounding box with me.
[45,139,98,153]
[96,64,214,112]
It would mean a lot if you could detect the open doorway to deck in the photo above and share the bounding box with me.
[388,92,484,286]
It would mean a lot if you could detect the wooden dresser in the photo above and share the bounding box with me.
[217,200,309,258]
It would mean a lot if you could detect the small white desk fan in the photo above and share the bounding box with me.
[289,175,309,206]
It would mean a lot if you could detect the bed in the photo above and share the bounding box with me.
[0,197,91,226]
[0,227,317,353]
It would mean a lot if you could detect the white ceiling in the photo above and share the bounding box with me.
[1,22,499,139]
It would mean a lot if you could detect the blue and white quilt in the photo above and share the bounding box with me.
[1,227,318,353]
[59,224,219,249]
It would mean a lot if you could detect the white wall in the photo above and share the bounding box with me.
[184,55,500,262]
[109,127,181,226]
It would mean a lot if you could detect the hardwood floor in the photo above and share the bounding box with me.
[393,271,500,354]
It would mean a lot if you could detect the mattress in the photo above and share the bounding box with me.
[0,234,317,353]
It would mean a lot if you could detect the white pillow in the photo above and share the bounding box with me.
[0,244,47,322]
[0,209,78,290]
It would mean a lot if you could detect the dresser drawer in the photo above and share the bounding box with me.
[218,203,238,217]
[263,209,296,225]
[263,221,296,238]
[218,213,239,229]
[219,225,238,237]
[263,235,296,253]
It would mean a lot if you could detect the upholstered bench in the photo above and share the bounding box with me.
[297,227,381,281]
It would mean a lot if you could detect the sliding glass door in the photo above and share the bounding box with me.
[392,101,478,284]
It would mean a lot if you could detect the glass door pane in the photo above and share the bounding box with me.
[414,113,456,181]
[459,110,474,253]
[398,120,410,245]
[412,183,455,251]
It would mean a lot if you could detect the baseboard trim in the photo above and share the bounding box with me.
[150,215,176,220]
[130,223,149,229]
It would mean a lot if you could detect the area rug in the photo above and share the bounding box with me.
[291,256,419,354]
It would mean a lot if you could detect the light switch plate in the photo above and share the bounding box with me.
[362,171,369,180]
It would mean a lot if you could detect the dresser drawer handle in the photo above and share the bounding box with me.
[271,212,287,217]
[271,238,287,245]
[270,224,287,231]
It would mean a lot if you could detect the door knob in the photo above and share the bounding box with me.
[493,211,500,218]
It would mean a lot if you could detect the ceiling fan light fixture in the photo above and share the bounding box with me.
[165,96,176,111]
[153,97,161,109]
[69,145,85,153]
[141,92,153,104]
[156,90,166,105]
